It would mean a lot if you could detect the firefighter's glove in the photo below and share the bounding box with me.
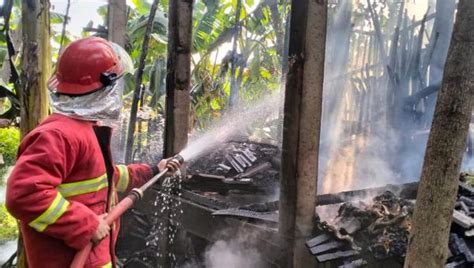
[157,158,181,176]
[91,213,110,244]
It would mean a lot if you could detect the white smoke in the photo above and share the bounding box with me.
[204,239,264,268]
[202,229,267,268]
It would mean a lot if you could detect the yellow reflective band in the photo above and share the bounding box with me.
[116,165,129,192]
[58,174,108,198]
[29,192,69,232]
[102,262,112,268]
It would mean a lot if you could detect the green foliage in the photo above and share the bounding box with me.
[0,204,18,243]
[0,127,20,183]
[190,0,288,130]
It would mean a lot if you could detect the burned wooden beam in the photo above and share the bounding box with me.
[306,234,331,248]
[218,163,231,172]
[316,182,419,206]
[184,174,261,193]
[309,240,346,255]
[452,210,474,229]
[316,250,359,262]
[233,154,248,168]
[459,182,474,197]
[450,233,474,263]
[459,196,474,208]
[196,173,226,181]
[236,162,272,178]
[242,148,257,162]
[212,208,279,223]
[225,155,244,173]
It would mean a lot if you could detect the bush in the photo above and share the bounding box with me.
[0,204,18,243]
[0,127,20,184]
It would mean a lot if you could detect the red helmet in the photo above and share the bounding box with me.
[48,37,126,95]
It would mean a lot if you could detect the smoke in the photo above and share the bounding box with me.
[0,240,16,265]
[180,93,281,162]
[317,0,473,194]
[203,228,267,268]
[204,239,265,268]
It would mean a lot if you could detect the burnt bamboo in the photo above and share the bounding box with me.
[125,0,159,163]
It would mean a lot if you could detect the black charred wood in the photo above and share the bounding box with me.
[212,208,278,223]
[239,200,279,212]
[306,234,331,248]
[316,182,419,206]
[236,162,272,178]
[316,250,359,262]
[310,241,347,255]
[180,190,229,210]
[459,183,474,197]
[453,210,474,229]
[459,196,474,209]
[196,173,226,181]
[445,259,466,268]
[449,233,474,263]
[183,177,262,194]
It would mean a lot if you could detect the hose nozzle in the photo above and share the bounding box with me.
[172,154,185,164]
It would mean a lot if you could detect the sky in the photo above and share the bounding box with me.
[50,0,108,37]
[47,0,431,37]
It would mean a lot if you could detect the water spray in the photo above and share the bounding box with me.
[70,154,185,268]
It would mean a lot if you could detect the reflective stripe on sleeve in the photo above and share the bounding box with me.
[29,192,70,232]
[116,165,129,192]
[57,174,108,198]
[102,262,112,268]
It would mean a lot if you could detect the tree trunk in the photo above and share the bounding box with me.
[163,0,192,158]
[228,0,242,108]
[19,0,51,138]
[17,1,51,266]
[404,1,474,267]
[278,0,327,267]
[107,0,127,47]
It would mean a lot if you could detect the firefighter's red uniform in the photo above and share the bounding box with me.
[6,113,155,267]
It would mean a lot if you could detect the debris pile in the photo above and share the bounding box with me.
[185,141,280,194]
[315,191,413,261]
[449,181,474,266]
[307,181,474,266]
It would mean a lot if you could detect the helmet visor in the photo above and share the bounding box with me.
[110,42,134,75]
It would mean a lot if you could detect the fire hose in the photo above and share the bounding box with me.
[70,154,185,268]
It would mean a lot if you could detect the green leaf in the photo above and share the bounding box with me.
[210,98,221,110]
[50,12,66,24]
[260,67,272,80]
[131,0,152,15]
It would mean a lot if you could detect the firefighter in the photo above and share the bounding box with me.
[6,37,181,268]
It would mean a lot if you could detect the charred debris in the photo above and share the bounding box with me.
[305,177,474,267]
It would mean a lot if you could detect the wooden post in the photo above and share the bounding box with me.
[163,0,192,158]
[278,0,327,267]
[160,0,192,267]
[19,0,51,137]
[107,0,127,47]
